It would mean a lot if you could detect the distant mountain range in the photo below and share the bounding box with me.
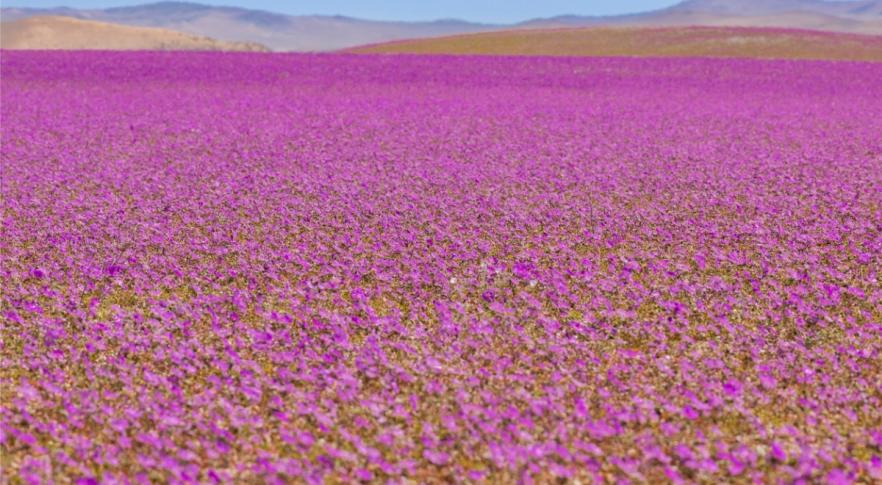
[2,0,881,51]
[522,0,882,34]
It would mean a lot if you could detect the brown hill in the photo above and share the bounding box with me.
[346,26,882,61]
[0,15,268,51]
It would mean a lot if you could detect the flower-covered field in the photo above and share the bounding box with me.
[1,51,881,484]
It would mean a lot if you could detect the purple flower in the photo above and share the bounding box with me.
[2,50,880,484]
[723,379,742,397]
[825,469,852,485]
[423,449,449,466]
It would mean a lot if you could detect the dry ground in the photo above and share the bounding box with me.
[347,26,882,61]
[0,15,268,51]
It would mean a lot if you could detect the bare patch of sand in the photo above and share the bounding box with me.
[1,16,269,51]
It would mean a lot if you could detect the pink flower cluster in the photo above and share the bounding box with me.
[2,51,881,483]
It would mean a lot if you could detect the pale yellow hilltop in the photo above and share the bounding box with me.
[0,15,269,51]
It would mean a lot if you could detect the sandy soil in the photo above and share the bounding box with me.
[1,15,269,51]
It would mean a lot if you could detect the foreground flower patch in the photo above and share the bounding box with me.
[1,51,881,483]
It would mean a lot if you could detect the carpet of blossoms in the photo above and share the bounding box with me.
[2,51,881,484]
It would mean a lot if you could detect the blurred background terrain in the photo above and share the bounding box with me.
[2,0,881,58]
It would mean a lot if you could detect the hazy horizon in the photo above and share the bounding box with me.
[1,0,689,24]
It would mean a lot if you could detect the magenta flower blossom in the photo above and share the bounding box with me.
[1,51,880,482]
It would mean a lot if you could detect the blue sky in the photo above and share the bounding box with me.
[2,0,685,23]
